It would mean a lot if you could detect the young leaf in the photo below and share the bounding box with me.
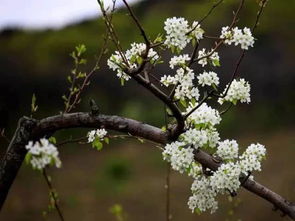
[104,137,110,144]
[92,138,103,150]
[49,137,57,144]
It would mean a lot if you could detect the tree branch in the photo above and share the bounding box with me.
[0,113,295,219]
[0,117,37,209]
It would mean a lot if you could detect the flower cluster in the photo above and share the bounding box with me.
[197,48,220,67]
[162,141,194,173]
[191,21,205,40]
[161,67,200,101]
[185,143,266,213]
[239,143,266,173]
[25,138,61,170]
[216,139,239,160]
[188,176,218,213]
[197,71,219,87]
[87,128,108,143]
[218,78,251,105]
[164,17,204,51]
[107,43,159,83]
[185,103,221,128]
[210,162,241,193]
[180,128,220,149]
[220,26,255,50]
[169,54,190,69]
[162,113,266,214]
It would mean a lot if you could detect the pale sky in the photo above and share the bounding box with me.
[0,0,139,30]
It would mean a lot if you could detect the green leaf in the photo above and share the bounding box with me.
[136,137,145,143]
[212,83,218,91]
[153,34,163,43]
[92,138,103,150]
[166,108,173,116]
[104,137,110,144]
[180,99,187,107]
[49,136,57,144]
[194,208,202,215]
[120,78,125,86]
[76,44,86,57]
[171,45,175,54]
[25,153,32,164]
[136,56,143,64]
[79,58,87,65]
[31,93,38,113]
[212,59,220,67]
[191,98,197,106]
[192,38,196,47]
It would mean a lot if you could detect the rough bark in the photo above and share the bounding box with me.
[0,117,37,209]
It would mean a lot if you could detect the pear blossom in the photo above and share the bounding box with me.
[164,17,190,51]
[25,138,61,170]
[220,26,255,50]
[218,78,251,105]
[87,128,107,143]
[197,71,220,87]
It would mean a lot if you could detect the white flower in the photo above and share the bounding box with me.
[220,26,235,45]
[181,128,220,149]
[25,138,61,170]
[181,129,210,148]
[216,139,239,160]
[218,78,251,105]
[189,176,218,213]
[191,21,204,41]
[239,143,266,173]
[197,48,220,67]
[188,162,202,178]
[210,162,241,193]
[125,42,159,63]
[169,54,190,69]
[197,71,219,87]
[87,129,107,143]
[164,17,190,51]
[185,103,221,128]
[206,129,220,148]
[162,141,194,173]
[172,67,200,101]
[107,43,159,82]
[220,26,255,50]
[160,75,177,87]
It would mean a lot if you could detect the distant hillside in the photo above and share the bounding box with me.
[0,0,294,135]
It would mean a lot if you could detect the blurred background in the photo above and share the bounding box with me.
[0,0,295,220]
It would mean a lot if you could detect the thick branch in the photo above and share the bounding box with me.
[0,117,37,209]
[32,113,168,144]
[0,113,295,219]
[0,113,168,210]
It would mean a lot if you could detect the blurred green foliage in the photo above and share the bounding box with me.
[0,0,294,138]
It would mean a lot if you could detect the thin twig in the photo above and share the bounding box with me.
[0,129,10,144]
[220,103,233,115]
[98,0,128,65]
[252,0,268,32]
[187,0,224,35]
[199,0,224,25]
[184,90,215,120]
[122,0,150,46]
[42,169,64,221]
[217,0,267,99]
[165,164,172,221]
